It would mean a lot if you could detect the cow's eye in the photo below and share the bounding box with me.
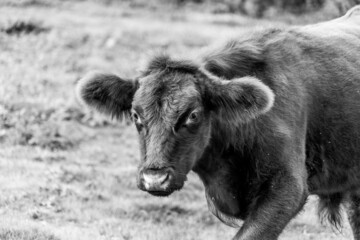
[185,111,200,125]
[131,112,142,125]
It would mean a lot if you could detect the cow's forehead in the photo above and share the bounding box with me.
[132,71,201,124]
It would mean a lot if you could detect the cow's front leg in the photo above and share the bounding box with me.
[346,193,360,240]
[234,172,308,240]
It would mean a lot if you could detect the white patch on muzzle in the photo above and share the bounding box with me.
[143,172,169,190]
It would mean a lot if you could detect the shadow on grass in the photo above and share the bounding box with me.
[1,20,50,36]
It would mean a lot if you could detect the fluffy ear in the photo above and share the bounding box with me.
[76,72,138,119]
[203,75,275,122]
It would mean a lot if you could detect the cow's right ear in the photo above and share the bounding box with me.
[200,71,274,122]
[76,72,138,119]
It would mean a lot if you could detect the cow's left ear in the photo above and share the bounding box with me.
[203,75,275,121]
[76,72,139,119]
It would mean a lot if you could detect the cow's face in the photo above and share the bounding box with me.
[76,56,274,197]
[130,69,212,196]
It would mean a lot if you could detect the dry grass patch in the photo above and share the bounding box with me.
[0,228,59,240]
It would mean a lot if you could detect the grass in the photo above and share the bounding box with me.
[0,0,355,239]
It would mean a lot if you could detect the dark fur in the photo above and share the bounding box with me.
[77,7,360,240]
[142,54,198,76]
[346,192,360,238]
[77,72,138,120]
[202,38,265,79]
[318,193,343,229]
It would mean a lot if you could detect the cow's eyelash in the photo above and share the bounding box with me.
[174,108,200,132]
[131,110,145,130]
[173,109,192,132]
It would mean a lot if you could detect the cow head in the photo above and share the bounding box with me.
[76,55,274,197]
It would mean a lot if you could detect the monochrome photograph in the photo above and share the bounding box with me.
[1,0,360,239]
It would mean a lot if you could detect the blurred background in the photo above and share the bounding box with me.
[0,0,359,239]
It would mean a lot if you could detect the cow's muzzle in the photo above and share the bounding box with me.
[138,167,174,196]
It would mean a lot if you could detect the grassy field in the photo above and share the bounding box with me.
[0,1,355,239]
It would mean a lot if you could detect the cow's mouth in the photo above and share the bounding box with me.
[147,190,174,197]
[145,184,184,197]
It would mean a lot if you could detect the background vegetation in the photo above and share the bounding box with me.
[0,0,358,239]
[186,0,360,17]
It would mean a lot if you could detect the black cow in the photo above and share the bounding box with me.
[76,6,360,240]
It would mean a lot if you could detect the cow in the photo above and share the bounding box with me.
[76,6,360,240]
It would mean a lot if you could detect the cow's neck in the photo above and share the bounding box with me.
[193,141,259,224]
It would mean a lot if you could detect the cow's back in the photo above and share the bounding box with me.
[301,6,360,40]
